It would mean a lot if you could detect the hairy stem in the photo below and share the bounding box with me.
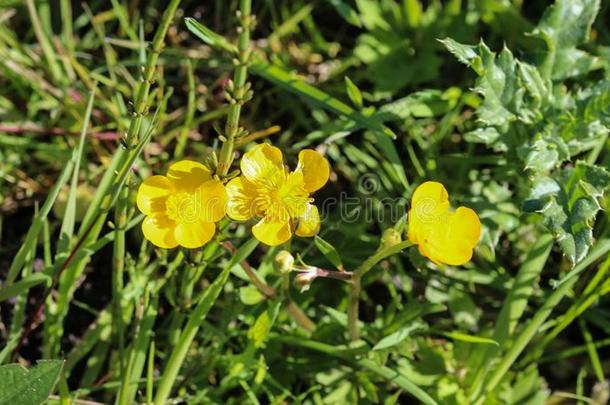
[124,0,181,147]
[217,0,252,176]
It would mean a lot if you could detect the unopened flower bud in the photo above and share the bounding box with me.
[293,269,317,293]
[273,250,294,274]
[380,228,402,249]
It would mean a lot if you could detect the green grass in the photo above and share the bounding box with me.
[1,1,610,404]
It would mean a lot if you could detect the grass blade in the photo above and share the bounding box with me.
[153,238,259,405]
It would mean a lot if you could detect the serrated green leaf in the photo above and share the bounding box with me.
[463,127,502,147]
[532,0,601,80]
[523,162,610,264]
[439,38,479,68]
[521,137,569,173]
[0,360,64,405]
[517,61,548,105]
[442,39,521,127]
[475,45,520,126]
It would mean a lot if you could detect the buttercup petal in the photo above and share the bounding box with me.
[407,181,480,266]
[167,160,212,190]
[225,177,259,220]
[137,175,174,215]
[419,234,473,266]
[240,143,285,188]
[296,149,330,193]
[252,216,292,246]
[175,220,216,249]
[142,213,178,249]
[411,181,450,209]
[407,181,450,245]
[196,179,228,222]
[413,207,480,266]
[448,207,481,248]
[295,204,320,237]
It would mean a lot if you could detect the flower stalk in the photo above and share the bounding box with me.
[217,0,253,176]
[223,242,316,331]
[347,240,414,341]
[125,0,181,147]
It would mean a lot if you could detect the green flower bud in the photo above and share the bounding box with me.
[380,228,402,249]
[273,250,294,274]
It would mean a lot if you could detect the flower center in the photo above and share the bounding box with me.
[165,192,200,224]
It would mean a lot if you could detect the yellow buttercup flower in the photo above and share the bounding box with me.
[136,160,227,249]
[407,181,481,266]
[226,143,330,246]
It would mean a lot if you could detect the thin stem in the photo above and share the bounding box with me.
[286,302,316,332]
[25,0,62,83]
[348,275,361,341]
[124,0,181,146]
[520,254,610,365]
[223,241,276,297]
[153,263,233,405]
[217,0,252,176]
[482,239,610,398]
[112,185,128,373]
[295,267,354,282]
[175,59,196,158]
[347,240,414,341]
[223,241,316,331]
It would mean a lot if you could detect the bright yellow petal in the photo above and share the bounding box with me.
[296,149,330,193]
[167,160,212,190]
[174,220,216,249]
[415,207,480,266]
[195,179,228,222]
[418,237,474,266]
[411,181,450,209]
[240,143,285,188]
[448,207,481,247]
[142,213,178,249]
[407,181,450,245]
[226,177,259,220]
[252,216,292,246]
[295,204,320,237]
[136,175,174,215]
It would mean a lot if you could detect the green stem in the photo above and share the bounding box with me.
[348,275,361,341]
[223,241,316,331]
[347,241,414,341]
[272,334,438,405]
[217,0,252,176]
[25,0,62,83]
[520,254,610,366]
[153,264,232,405]
[112,185,128,373]
[175,59,196,159]
[482,239,610,397]
[124,0,181,147]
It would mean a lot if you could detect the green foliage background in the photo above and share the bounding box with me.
[1,0,610,404]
